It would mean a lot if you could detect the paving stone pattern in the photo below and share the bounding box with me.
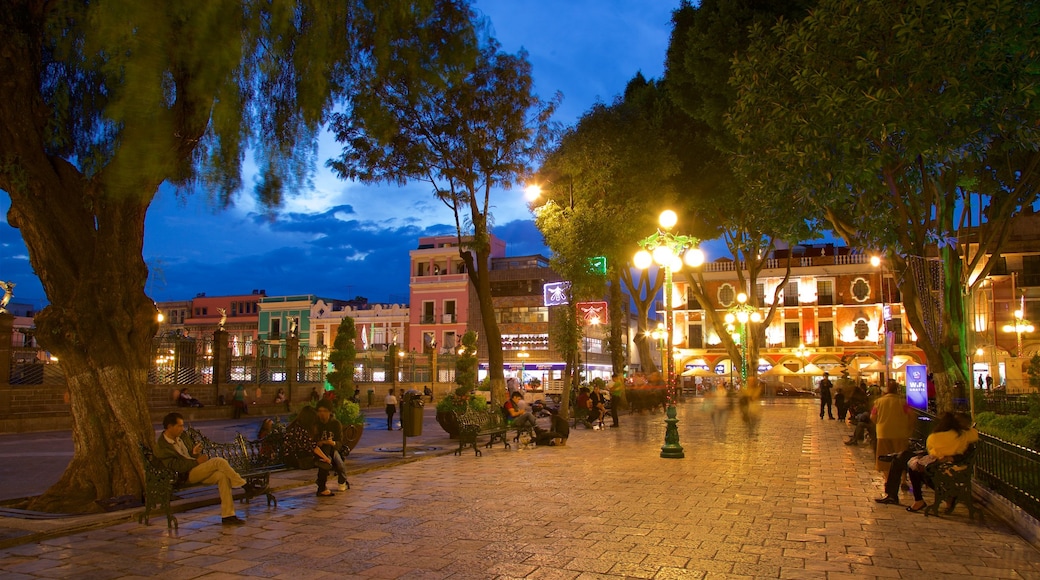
[1,401,1038,579]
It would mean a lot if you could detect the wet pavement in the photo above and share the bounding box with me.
[1,400,1039,579]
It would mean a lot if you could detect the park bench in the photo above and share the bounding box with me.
[924,445,978,519]
[453,408,510,456]
[139,425,286,529]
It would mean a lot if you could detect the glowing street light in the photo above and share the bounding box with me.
[634,210,705,459]
[1002,304,1034,358]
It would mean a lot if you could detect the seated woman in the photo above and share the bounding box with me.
[875,412,978,510]
[178,387,204,408]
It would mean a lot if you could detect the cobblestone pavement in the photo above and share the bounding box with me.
[1,401,1038,579]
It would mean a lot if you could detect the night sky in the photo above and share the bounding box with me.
[0,1,681,308]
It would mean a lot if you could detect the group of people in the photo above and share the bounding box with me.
[835,377,979,514]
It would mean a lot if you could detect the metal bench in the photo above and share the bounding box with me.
[924,445,978,519]
[453,408,510,456]
[139,426,285,529]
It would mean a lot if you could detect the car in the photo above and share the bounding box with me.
[775,385,816,398]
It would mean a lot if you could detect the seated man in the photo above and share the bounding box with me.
[154,412,248,525]
[534,409,570,446]
[844,410,876,446]
[503,391,538,431]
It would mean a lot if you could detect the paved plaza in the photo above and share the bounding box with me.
[1,401,1039,579]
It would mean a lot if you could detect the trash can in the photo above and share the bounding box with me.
[402,389,424,437]
[367,389,375,407]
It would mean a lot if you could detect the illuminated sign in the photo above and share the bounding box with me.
[588,256,607,275]
[543,281,571,306]
[905,364,928,410]
[577,301,608,325]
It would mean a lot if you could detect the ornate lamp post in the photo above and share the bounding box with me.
[1002,299,1034,358]
[634,209,705,459]
[724,292,762,383]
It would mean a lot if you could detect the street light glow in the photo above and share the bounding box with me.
[658,209,678,229]
[524,184,542,201]
[870,255,881,268]
[652,244,675,266]
[634,250,653,270]
[684,248,705,268]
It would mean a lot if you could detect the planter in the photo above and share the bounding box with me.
[342,424,364,453]
[435,410,461,439]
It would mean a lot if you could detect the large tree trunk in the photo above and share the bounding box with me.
[6,179,156,513]
[460,219,506,407]
[1,6,158,512]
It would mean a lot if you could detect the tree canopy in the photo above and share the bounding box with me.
[727,0,1040,405]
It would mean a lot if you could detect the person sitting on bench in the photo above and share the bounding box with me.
[503,391,538,431]
[154,412,248,525]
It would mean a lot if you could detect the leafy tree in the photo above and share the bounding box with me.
[329,26,556,407]
[728,0,1040,410]
[326,317,358,396]
[664,0,816,380]
[0,0,476,513]
[454,330,479,394]
[534,76,695,379]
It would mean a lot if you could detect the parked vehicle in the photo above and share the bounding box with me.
[775,385,816,398]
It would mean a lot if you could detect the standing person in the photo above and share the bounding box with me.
[872,380,916,477]
[384,388,398,431]
[707,383,731,441]
[608,373,624,428]
[739,378,763,439]
[310,387,321,403]
[352,387,361,404]
[154,412,248,525]
[818,372,835,419]
[232,384,248,419]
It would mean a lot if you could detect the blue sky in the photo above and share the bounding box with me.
[0,1,682,307]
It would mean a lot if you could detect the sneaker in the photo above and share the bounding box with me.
[221,515,246,525]
[338,482,348,492]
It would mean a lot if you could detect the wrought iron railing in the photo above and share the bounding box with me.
[974,433,1040,521]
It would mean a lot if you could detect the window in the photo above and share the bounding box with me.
[316,330,325,347]
[687,324,703,349]
[443,331,457,350]
[818,321,834,347]
[851,278,871,302]
[1023,255,1040,287]
[270,318,281,337]
[817,280,833,306]
[889,318,905,344]
[718,284,736,308]
[784,322,801,347]
[756,283,766,305]
[784,281,799,306]
[422,301,435,324]
[443,300,456,323]
[495,306,548,324]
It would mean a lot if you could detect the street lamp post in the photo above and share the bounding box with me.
[724,292,762,383]
[517,350,529,389]
[1002,296,1034,358]
[871,255,891,384]
[634,210,705,459]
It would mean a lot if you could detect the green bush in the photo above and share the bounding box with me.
[435,393,488,414]
[975,411,1040,449]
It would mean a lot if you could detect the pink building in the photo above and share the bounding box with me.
[408,234,506,353]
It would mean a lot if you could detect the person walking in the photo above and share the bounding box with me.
[818,372,835,419]
[232,384,248,419]
[608,373,624,428]
[872,380,916,481]
[384,388,398,431]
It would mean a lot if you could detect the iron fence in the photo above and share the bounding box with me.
[9,347,64,385]
[975,433,1040,521]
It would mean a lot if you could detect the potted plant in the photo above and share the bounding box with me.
[333,399,366,453]
[436,331,487,438]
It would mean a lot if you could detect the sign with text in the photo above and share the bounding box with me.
[543,281,571,306]
[577,301,608,325]
[905,364,929,410]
